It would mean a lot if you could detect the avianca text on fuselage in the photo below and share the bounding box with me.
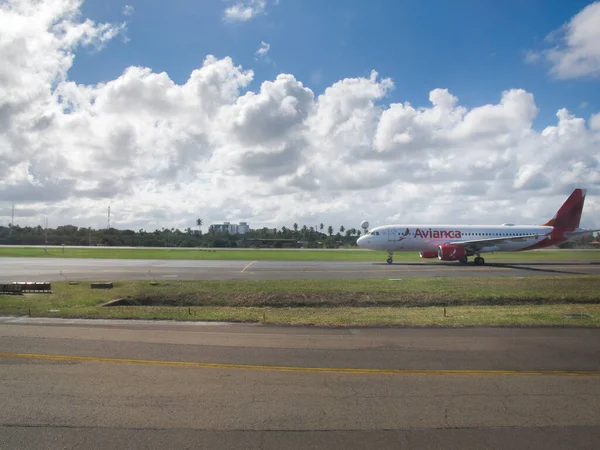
[413,228,462,239]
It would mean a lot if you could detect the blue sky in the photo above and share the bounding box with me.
[70,0,599,130]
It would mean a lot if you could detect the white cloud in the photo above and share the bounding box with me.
[224,0,267,22]
[524,50,541,65]
[255,41,270,58]
[123,5,134,16]
[590,113,600,131]
[1,0,599,231]
[527,1,600,79]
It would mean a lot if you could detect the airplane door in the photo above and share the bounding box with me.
[388,228,397,242]
[388,227,406,249]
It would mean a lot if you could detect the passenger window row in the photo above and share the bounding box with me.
[465,233,527,236]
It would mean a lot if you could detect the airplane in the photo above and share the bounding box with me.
[356,188,599,265]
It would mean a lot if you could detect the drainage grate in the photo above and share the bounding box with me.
[562,313,591,318]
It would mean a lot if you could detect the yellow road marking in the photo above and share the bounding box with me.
[1,352,598,377]
[241,261,258,272]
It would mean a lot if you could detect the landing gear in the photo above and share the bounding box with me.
[459,256,468,264]
[474,256,485,265]
[386,253,393,264]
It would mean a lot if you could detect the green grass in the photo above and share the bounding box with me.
[3,304,598,327]
[1,276,598,327]
[0,246,599,261]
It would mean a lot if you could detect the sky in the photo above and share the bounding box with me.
[1,0,599,232]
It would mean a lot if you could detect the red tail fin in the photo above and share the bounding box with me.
[542,189,586,231]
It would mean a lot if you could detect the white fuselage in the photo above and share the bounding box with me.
[356,224,555,254]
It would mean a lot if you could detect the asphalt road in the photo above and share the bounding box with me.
[0,257,599,282]
[0,317,599,449]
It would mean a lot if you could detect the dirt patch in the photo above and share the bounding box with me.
[100,292,599,308]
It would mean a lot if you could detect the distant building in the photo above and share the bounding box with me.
[210,221,250,234]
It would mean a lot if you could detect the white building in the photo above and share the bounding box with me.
[210,221,250,234]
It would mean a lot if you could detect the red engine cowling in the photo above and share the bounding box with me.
[419,251,437,259]
[437,244,466,261]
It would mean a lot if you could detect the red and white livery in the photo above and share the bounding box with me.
[356,189,598,265]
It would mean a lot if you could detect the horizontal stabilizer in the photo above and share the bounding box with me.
[563,229,600,239]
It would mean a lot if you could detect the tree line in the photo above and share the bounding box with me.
[0,220,365,248]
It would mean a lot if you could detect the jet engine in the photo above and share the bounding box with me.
[419,251,437,258]
[437,244,466,261]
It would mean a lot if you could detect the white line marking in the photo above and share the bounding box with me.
[241,261,258,273]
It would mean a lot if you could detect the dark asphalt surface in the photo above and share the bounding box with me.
[0,318,599,449]
[0,257,599,282]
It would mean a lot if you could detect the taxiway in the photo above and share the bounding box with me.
[0,317,598,449]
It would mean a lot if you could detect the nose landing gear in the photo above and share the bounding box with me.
[386,253,393,264]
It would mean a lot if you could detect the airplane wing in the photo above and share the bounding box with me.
[445,227,599,252]
[448,233,550,252]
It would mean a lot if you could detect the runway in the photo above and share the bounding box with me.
[0,257,599,282]
[0,317,598,449]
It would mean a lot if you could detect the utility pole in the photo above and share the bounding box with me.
[107,206,111,230]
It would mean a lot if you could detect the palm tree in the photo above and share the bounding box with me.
[293,223,299,234]
[327,225,333,236]
[339,225,345,234]
[320,223,324,233]
[196,218,203,234]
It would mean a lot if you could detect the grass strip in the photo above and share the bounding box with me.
[0,276,598,327]
[1,304,598,327]
[0,247,599,261]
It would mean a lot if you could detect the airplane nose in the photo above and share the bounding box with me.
[357,236,364,247]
